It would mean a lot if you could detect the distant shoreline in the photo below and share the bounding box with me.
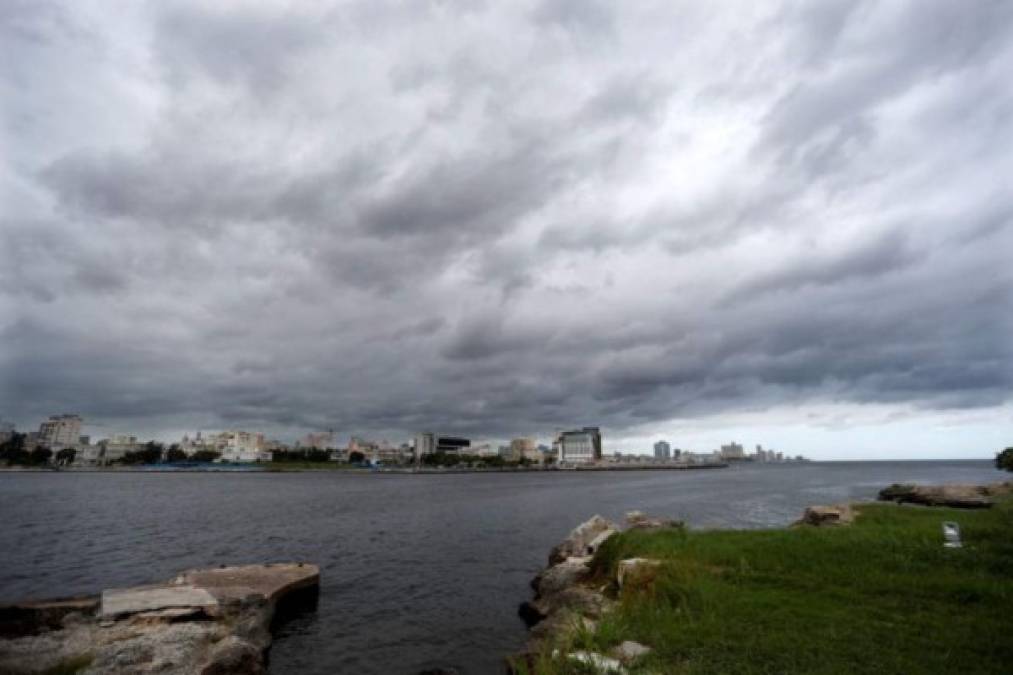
[0,459,995,475]
[0,463,730,474]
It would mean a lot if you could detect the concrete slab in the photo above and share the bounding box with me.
[101,585,218,618]
[174,563,319,603]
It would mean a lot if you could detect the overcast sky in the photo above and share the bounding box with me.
[2,1,1011,458]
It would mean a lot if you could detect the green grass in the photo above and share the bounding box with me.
[534,498,1013,674]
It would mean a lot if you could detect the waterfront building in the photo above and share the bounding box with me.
[509,437,538,462]
[38,414,83,448]
[720,442,745,461]
[348,436,378,455]
[653,440,671,460]
[414,432,436,458]
[207,430,270,462]
[373,446,402,464]
[413,432,470,456]
[555,427,602,464]
[300,431,335,449]
[77,434,140,465]
[437,436,470,453]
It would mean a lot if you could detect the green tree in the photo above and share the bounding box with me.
[55,447,76,466]
[0,432,28,465]
[165,446,187,463]
[191,449,221,463]
[120,442,163,465]
[29,446,52,466]
[997,447,1013,472]
[349,450,366,464]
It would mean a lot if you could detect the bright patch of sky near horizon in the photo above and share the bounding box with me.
[1,0,1011,459]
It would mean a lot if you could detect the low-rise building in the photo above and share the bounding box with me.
[76,435,140,466]
[413,432,470,457]
[209,430,270,462]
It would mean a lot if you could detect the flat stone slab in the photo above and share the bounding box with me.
[101,585,217,618]
[1,563,320,675]
[173,563,320,603]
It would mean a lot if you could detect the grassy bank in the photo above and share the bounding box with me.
[532,496,1013,674]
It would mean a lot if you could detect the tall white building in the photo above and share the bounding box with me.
[38,414,83,448]
[720,442,745,460]
[414,432,436,458]
[555,427,602,464]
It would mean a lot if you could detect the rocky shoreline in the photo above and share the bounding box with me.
[513,482,1012,673]
[0,563,319,674]
[513,511,682,673]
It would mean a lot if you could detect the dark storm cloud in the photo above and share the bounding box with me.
[2,0,1011,446]
[723,230,919,304]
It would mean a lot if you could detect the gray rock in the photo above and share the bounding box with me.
[534,557,591,597]
[585,529,618,556]
[558,650,626,674]
[0,564,318,675]
[612,640,652,663]
[878,484,993,509]
[549,516,617,565]
[616,558,661,588]
[625,511,683,531]
[797,504,854,527]
[200,636,265,675]
[539,587,610,619]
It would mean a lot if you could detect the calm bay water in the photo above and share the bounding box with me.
[0,460,1002,673]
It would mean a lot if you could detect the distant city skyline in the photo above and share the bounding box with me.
[2,3,1010,460]
[1,411,1005,462]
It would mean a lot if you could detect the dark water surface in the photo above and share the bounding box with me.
[0,461,1002,673]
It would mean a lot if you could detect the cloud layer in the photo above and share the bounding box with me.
[2,0,1011,453]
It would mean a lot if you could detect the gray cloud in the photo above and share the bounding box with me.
[2,1,1011,451]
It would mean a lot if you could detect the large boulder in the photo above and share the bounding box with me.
[878,484,993,509]
[200,636,265,675]
[549,516,617,565]
[530,586,611,622]
[797,504,854,527]
[533,557,591,597]
[616,559,661,589]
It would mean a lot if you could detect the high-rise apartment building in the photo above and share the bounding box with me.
[37,414,83,448]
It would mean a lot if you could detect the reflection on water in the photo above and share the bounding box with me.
[0,460,1000,674]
